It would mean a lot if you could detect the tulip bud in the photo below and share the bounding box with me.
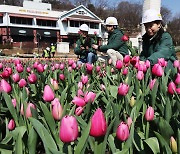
[116,122,130,141]
[59,74,65,81]
[59,116,78,143]
[149,79,157,90]
[127,117,132,128]
[12,73,20,83]
[8,119,16,131]
[130,96,136,107]
[118,83,129,96]
[168,82,176,95]
[12,98,16,107]
[170,136,177,153]
[152,64,164,77]
[75,106,83,116]
[81,75,88,85]
[173,60,180,68]
[43,85,55,102]
[145,106,154,121]
[0,79,12,93]
[136,71,144,80]
[90,108,107,137]
[26,103,36,118]
[116,60,123,70]
[28,73,37,84]
[18,79,27,88]
[84,91,96,103]
[51,98,63,120]
[72,96,86,107]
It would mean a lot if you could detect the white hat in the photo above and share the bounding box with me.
[105,17,118,26]
[46,47,50,50]
[142,9,162,24]
[79,24,89,32]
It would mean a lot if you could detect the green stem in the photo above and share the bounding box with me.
[145,121,149,139]
[68,144,72,154]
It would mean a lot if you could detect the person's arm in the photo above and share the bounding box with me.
[147,33,175,65]
[99,33,125,52]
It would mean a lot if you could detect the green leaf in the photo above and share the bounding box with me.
[165,99,172,123]
[154,131,172,154]
[144,137,160,154]
[29,117,58,154]
[60,86,68,105]
[75,122,91,154]
[12,126,27,139]
[14,133,23,154]
[108,135,117,153]
[109,85,118,98]
[27,127,38,154]
[114,148,129,154]
[3,92,18,123]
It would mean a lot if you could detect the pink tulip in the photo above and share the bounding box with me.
[78,81,83,90]
[100,84,106,91]
[28,73,37,84]
[130,56,139,66]
[6,67,12,75]
[75,106,84,116]
[59,63,65,70]
[158,58,167,67]
[26,67,31,73]
[8,119,16,131]
[175,73,180,85]
[168,82,176,95]
[149,79,157,90]
[68,59,74,66]
[84,91,96,103]
[33,61,39,69]
[81,75,88,85]
[77,89,84,97]
[123,55,130,64]
[16,64,24,73]
[145,106,154,121]
[71,62,77,69]
[145,60,151,68]
[18,79,27,88]
[0,79,12,93]
[136,71,144,80]
[26,103,36,118]
[0,63,3,69]
[90,108,107,137]
[176,88,180,94]
[51,98,63,120]
[68,66,72,72]
[37,64,44,73]
[12,73,20,83]
[96,66,101,73]
[54,63,60,69]
[121,35,129,41]
[43,85,55,102]
[173,60,180,68]
[59,74,65,81]
[122,67,128,75]
[59,116,78,143]
[116,60,123,70]
[116,122,130,141]
[12,98,16,107]
[118,83,129,96]
[127,117,132,128]
[86,63,93,74]
[152,64,164,77]
[72,96,86,107]
[50,79,59,90]
[14,59,21,66]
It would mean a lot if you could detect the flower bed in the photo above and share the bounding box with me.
[0,56,179,153]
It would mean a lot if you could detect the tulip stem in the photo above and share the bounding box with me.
[145,121,149,139]
[68,144,72,154]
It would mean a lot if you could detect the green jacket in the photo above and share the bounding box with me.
[99,28,129,55]
[51,45,56,53]
[140,29,177,72]
[74,36,96,59]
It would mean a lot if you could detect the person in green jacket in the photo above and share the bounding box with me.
[140,9,177,74]
[42,47,51,58]
[92,17,129,66]
[74,24,97,65]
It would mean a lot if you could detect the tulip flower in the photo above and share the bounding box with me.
[72,96,86,107]
[90,108,107,137]
[158,58,167,67]
[136,71,144,80]
[12,98,16,107]
[71,62,77,69]
[121,35,129,41]
[123,55,130,64]
[78,81,83,90]
[68,59,74,66]
[28,73,37,84]
[59,116,78,143]
[168,82,177,95]
[127,117,132,128]
[0,79,12,93]
[86,63,93,74]
[116,122,130,141]
[26,67,31,73]
[118,83,129,96]
[51,98,63,120]
[14,59,21,66]
[8,119,16,131]
[26,103,36,118]
[1,69,11,78]
[16,64,24,73]
[170,136,177,153]
[84,91,96,103]
[145,60,150,68]
[173,60,180,68]
[175,73,180,85]
[77,89,84,97]
[176,88,180,94]
[75,106,84,116]
[96,66,101,73]
[149,79,157,90]
[37,64,44,73]
[152,63,164,77]
[116,60,123,70]
[130,56,139,66]
[122,67,128,75]
[43,85,55,102]
[0,63,3,69]
[50,79,59,90]
[59,74,65,81]
[59,63,65,70]
[12,73,20,83]
[81,75,88,85]
[18,79,27,88]
[145,106,154,121]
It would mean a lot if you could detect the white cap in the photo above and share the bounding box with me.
[46,47,50,50]
[142,9,162,24]
[79,24,89,32]
[105,17,118,26]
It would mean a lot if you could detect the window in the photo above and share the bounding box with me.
[90,22,99,29]
[10,17,32,25]
[37,19,56,27]
[70,20,79,27]
[0,17,3,23]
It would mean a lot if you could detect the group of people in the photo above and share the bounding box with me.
[42,43,56,58]
[74,9,177,73]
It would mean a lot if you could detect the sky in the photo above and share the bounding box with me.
[108,0,180,16]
